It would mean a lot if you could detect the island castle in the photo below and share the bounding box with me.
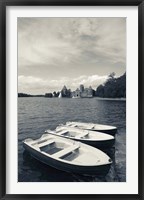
[59,84,93,98]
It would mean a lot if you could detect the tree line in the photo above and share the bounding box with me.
[95,72,126,98]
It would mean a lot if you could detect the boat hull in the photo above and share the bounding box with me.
[66,122,117,135]
[73,138,115,149]
[92,128,117,135]
[46,129,115,149]
[23,143,111,176]
[48,133,115,149]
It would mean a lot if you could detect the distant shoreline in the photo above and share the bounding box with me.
[95,97,126,101]
[18,94,126,101]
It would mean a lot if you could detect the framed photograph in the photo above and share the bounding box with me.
[0,0,144,199]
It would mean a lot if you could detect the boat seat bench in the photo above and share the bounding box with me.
[32,139,55,148]
[38,140,55,148]
[56,130,69,135]
[53,144,80,158]
[76,132,89,138]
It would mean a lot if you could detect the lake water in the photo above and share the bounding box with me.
[18,97,126,182]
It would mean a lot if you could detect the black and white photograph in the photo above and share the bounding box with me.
[18,17,126,182]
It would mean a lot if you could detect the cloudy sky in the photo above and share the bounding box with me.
[18,17,126,94]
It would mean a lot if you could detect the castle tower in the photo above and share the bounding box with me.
[80,84,84,92]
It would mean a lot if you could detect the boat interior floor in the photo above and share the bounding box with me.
[37,139,81,161]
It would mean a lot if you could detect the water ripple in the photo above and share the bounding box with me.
[18,97,126,182]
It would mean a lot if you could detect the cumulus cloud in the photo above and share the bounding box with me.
[18,74,107,94]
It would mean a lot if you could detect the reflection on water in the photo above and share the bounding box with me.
[18,97,126,182]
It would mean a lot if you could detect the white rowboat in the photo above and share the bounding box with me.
[23,134,112,175]
[45,125,115,149]
[66,121,117,135]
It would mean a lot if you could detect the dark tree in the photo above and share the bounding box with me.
[95,72,126,98]
[95,85,104,97]
[45,93,53,98]
[18,93,32,97]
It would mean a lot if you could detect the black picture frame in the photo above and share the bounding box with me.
[0,0,144,199]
